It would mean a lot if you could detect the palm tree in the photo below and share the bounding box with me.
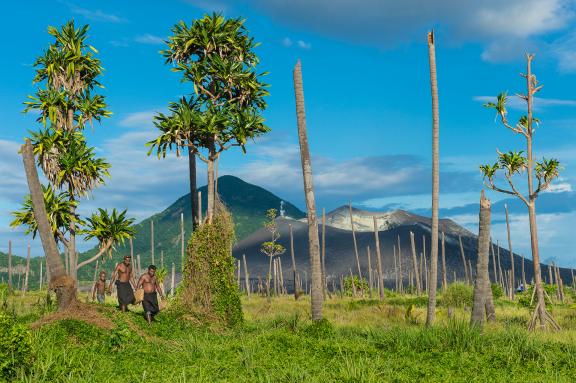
[480,54,561,330]
[426,30,440,326]
[148,13,269,224]
[76,209,135,270]
[293,59,323,321]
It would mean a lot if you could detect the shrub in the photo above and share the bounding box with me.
[342,276,369,296]
[0,311,33,379]
[517,284,557,308]
[491,283,504,300]
[179,202,243,327]
[441,282,473,308]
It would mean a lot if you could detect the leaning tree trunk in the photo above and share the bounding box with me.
[409,231,421,295]
[373,216,384,300]
[188,146,198,231]
[349,202,363,294]
[505,204,515,299]
[427,29,440,326]
[22,139,75,310]
[293,59,323,321]
[471,191,493,327]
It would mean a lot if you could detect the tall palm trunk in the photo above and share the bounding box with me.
[427,30,441,325]
[293,59,323,321]
[206,152,215,224]
[505,204,515,299]
[471,191,494,327]
[22,139,74,310]
[188,146,198,230]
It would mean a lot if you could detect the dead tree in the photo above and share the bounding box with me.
[409,231,421,295]
[459,235,469,284]
[504,204,515,299]
[373,216,384,300]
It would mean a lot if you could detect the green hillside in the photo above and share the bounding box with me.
[75,175,305,280]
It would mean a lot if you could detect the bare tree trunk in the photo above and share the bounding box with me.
[424,253,428,293]
[180,212,185,271]
[91,260,99,301]
[409,231,421,295]
[150,220,155,266]
[22,139,74,310]
[137,254,142,278]
[171,262,176,296]
[243,254,250,298]
[441,232,447,291]
[39,261,43,291]
[198,191,203,225]
[472,192,492,327]
[349,268,356,298]
[459,235,469,284]
[521,255,526,289]
[238,259,242,291]
[206,154,215,224]
[468,259,474,285]
[373,217,384,300]
[23,244,31,294]
[349,202,363,294]
[504,204,515,299]
[289,224,299,299]
[497,241,504,289]
[188,146,198,230]
[7,240,12,292]
[490,240,497,285]
[397,235,403,293]
[322,208,327,298]
[293,60,323,320]
[367,246,373,298]
[393,244,398,292]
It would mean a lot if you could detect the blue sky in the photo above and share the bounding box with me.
[1,0,576,267]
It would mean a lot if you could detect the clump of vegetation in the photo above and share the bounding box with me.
[441,283,473,308]
[342,275,369,296]
[0,312,33,379]
[180,202,243,327]
[517,284,558,308]
[491,283,504,300]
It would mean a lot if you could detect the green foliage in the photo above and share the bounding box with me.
[0,312,33,379]
[180,204,243,326]
[517,284,558,308]
[107,323,137,351]
[260,208,285,260]
[441,282,473,308]
[81,208,135,257]
[342,275,369,296]
[303,318,334,338]
[491,283,504,299]
[155,267,168,284]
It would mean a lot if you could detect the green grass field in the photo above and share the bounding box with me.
[2,289,576,382]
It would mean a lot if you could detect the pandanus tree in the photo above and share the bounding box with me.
[148,13,269,224]
[480,54,561,330]
[13,21,134,311]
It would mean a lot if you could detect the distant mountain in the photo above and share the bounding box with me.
[75,175,306,280]
[233,207,575,288]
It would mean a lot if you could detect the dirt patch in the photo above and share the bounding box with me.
[30,301,115,330]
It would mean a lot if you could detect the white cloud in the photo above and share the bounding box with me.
[297,40,312,50]
[473,95,576,111]
[118,110,159,128]
[282,37,293,47]
[66,2,126,23]
[544,181,573,193]
[135,34,165,45]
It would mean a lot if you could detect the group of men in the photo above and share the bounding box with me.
[92,255,165,324]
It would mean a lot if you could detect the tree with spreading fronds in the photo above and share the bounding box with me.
[260,209,285,298]
[13,21,132,310]
[147,13,269,224]
[480,54,561,331]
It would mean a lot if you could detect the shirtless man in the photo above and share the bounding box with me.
[92,271,107,304]
[136,265,165,324]
[109,256,136,312]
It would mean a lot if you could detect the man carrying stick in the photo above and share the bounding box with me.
[136,265,165,324]
[109,256,136,312]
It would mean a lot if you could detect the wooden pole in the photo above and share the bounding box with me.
[237,259,242,291]
[243,254,250,298]
[497,241,504,289]
[459,235,469,284]
[424,253,428,293]
[8,240,13,292]
[150,220,155,266]
[23,244,31,294]
[521,254,526,288]
[409,231,421,294]
[181,212,185,271]
[441,232,447,291]
[91,260,99,300]
[198,191,203,224]
[373,217,384,300]
[39,261,43,291]
[504,204,515,299]
[137,254,142,277]
[289,224,299,299]
[349,201,363,292]
[160,250,164,270]
[397,235,403,293]
[366,245,373,298]
[171,262,176,296]
[393,244,398,292]
[321,208,327,297]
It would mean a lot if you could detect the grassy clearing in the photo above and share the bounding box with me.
[3,290,576,382]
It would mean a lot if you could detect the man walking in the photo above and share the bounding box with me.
[136,265,165,324]
[109,256,136,312]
